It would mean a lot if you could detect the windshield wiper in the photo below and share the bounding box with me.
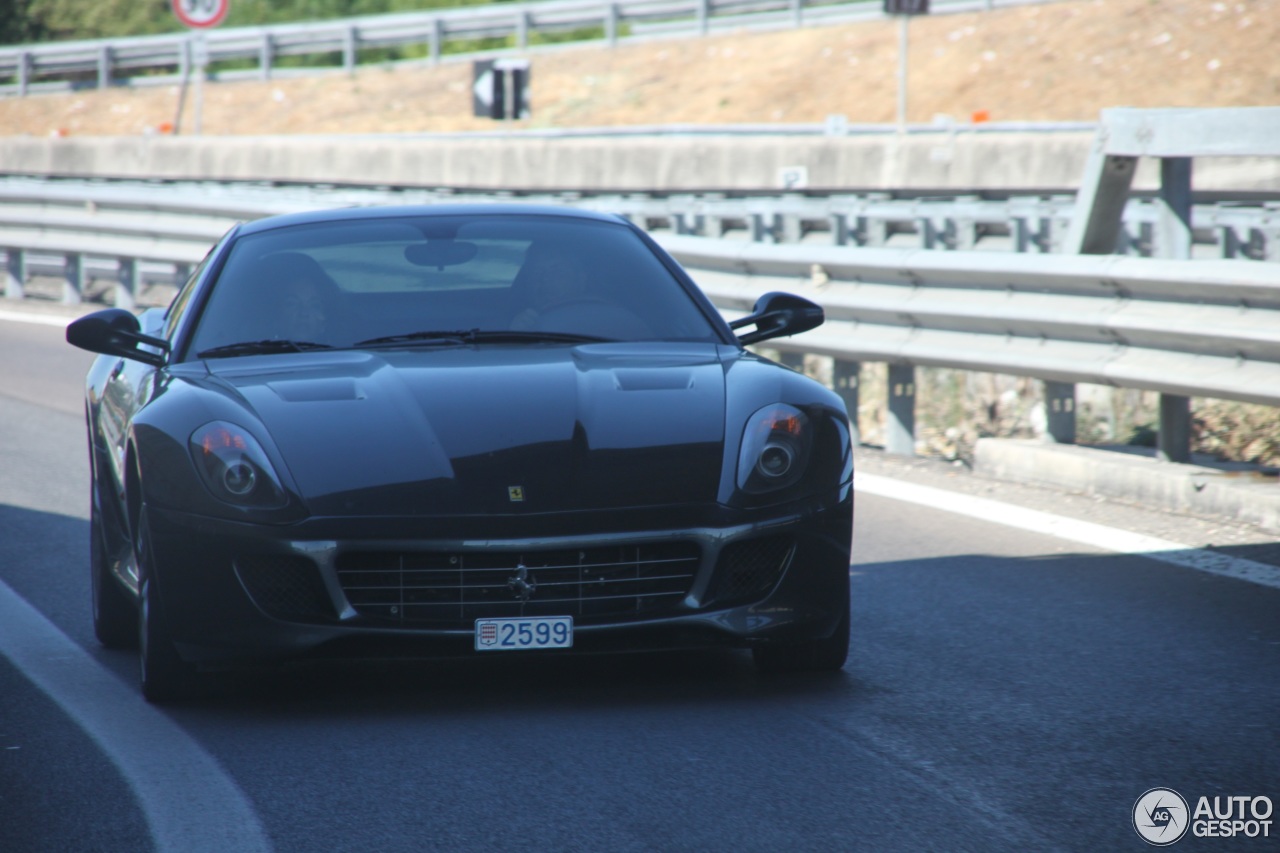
[466,330,612,344]
[355,329,612,348]
[354,329,473,347]
[197,339,334,359]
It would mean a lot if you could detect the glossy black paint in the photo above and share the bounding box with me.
[67,205,853,691]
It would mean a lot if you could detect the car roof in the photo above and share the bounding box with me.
[235,203,627,236]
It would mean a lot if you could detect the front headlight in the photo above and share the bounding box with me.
[737,403,812,494]
[189,421,288,508]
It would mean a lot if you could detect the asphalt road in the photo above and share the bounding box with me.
[2,313,1278,853]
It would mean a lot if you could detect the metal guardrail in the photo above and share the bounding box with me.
[0,0,1059,96]
[2,108,1279,462]
[2,176,1277,263]
[1,177,1277,441]
[661,236,1280,405]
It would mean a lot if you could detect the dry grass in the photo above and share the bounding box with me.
[0,0,1276,136]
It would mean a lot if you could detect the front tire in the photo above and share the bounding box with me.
[752,582,850,674]
[135,511,194,703]
[90,497,135,649]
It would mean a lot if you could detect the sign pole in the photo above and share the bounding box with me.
[897,15,908,131]
[194,33,206,136]
[884,0,928,132]
[171,0,229,136]
[173,37,191,134]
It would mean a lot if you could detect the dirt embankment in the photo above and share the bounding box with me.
[0,0,1276,137]
[4,0,1279,466]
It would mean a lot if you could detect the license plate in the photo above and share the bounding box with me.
[475,616,573,651]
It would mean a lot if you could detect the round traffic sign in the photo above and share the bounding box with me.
[172,0,229,29]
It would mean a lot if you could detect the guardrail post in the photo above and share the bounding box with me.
[1156,157,1193,260]
[18,51,30,96]
[1044,381,1076,444]
[97,45,112,89]
[343,26,358,75]
[781,214,802,244]
[886,363,915,456]
[517,11,530,49]
[1220,226,1252,259]
[1155,155,1194,463]
[790,0,803,27]
[606,3,620,46]
[833,360,861,446]
[830,214,849,246]
[920,218,940,249]
[1065,140,1138,254]
[1158,395,1191,463]
[856,216,887,247]
[116,258,138,310]
[63,254,84,305]
[4,249,25,299]
[260,33,273,80]
[430,19,443,64]
[174,263,192,288]
[1014,217,1048,253]
[1013,217,1031,252]
[697,0,710,35]
[751,213,776,243]
[674,213,704,236]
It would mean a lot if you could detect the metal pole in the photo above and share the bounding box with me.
[4,249,26,300]
[173,38,192,135]
[63,254,84,305]
[1044,380,1076,444]
[886,363,915,456]
[1156,156,1194,463]
[897,16,908,131]
[1157,395,1191,464]
[194,33,206,136]
[833,360,861,447]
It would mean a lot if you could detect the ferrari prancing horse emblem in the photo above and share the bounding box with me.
[508,485,524,502]
[507,564,536,601]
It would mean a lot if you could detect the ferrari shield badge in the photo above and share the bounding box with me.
[508,486,524,502]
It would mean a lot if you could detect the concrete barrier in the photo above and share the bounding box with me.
[5,130,1278,192]
[0,130,1217,191]
[974,438,1280,533]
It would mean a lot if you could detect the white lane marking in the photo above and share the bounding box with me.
[0,580,272,853]
[0,309,76,327]
[856,471,1280,590]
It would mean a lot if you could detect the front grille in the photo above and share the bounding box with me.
[336,542,701,626]
[235,555,335,623]
[704,535,795,608]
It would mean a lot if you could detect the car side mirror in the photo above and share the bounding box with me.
[729,292,824,346]
[66,308,170,368]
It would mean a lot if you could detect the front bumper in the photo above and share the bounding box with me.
[145,488,853,667]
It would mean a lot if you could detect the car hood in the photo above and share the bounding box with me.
[205,343,727,516]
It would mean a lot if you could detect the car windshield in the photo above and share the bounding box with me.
[186,213,723,359]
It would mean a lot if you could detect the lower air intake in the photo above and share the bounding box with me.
[337,542,701,626]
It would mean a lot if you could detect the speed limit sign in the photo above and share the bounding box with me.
[172,0,229,28]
